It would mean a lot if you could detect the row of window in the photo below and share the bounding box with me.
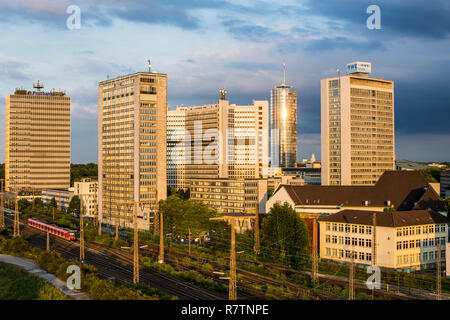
[325,235,372,247]
[396,237,446,250]
[325,248,372,262]
[325,223,372,235]
[397,251,445,265]
[396,224,446,236]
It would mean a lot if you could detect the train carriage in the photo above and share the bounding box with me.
[27,218,77,241]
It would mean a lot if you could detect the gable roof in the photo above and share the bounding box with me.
[318,209,449,227]
[276,170,446,211]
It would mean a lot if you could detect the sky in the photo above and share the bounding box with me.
[0,0,449,163]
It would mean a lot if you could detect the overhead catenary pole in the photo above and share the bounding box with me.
[437,243,441,300]
[79,195,85,261]
[0,179,4,229]
[230,219,237,300]
[158,206,164,263]
[188,227,191,256]
[312,219,318,283]
[133,202,139,283]
[349,251,354,300]
[46,232,50,252]
[13,187,20,237]
[254,213,260,257]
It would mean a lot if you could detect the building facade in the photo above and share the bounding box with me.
[167,107,187,189]
[5,83,71,193]
[98,67,167,230]
[270,83,298,168]
[190,178,267,216]
[321,62,395,185]
[41,189,73,211]
[74,178,98,219]
[440,170,450,199]
[319,209,448,270]
[169,95,269,186]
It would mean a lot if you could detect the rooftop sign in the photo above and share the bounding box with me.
[347,62,372,74]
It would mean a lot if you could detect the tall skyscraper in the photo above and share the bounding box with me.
[167,93,269,188]
[270,63,298,168]
[5,82,71,194]
[321,62,395,186]
[98,64,167,230]
[167,106,187,189]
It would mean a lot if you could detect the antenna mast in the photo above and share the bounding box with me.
[283,59,286,85]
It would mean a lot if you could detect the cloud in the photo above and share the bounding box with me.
[301,0,450,40]
[0,57,30,81]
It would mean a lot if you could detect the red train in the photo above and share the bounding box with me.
[27,218,77,241]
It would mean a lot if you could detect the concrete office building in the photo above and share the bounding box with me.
[321,62,395,185]
[167,107,187,190]
[74,178,98,219]
[319,209,448,270]
[98,63,167,230]
[270,68,298,168]
[5,82,71,194]
[440,170,450,199]
[170,93,269,184]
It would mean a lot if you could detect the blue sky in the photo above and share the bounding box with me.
[0,0,449,163]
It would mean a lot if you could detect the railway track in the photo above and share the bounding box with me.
[3,215,226,300]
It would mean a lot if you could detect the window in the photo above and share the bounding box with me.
[416,239,421,248]
[326,223,330,231]
[345,225,350,233]
[359,238,364,247]
[423,226,428,234]
[359,226,365,234]
[366,253,372,261]
[326,248,331,256]
[423,239,428,247]
[409,240,415,248]
[332,249,337,257]
[339,236,344,244]
[416,226,421,235]
[338,224,344,232]
[332,235,337,244]
[402,228,408,236]
[397,241,402,250]
[423,252,428,261]
[397,256,402,265]
[325,235,330,243]
[429,225,434,233]
[352,238,357,246]
[345,237,350,245]
[359,252,365,260]
[332,223,338,231]
[366,226,372,235]
[366,239,372,247]
[397,229,402,237]
[409,227,415,236]
[402,241,408,249]
[352,225,357,233]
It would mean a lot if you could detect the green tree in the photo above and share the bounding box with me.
[444,197,450,212]
[159,195,216,240]
[18,199,31,211]
[260,203,310,268]
[48,197,57,209]
[32,197,44,208]
[69,196,80,215]
[420,167,445,183]
[0,163,4,181]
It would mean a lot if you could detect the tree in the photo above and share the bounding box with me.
[260,203,310,268]
[18,199,31,211]
[159,194,216,239]
[48,197,57,209]
[444,197,450,212]
[69,196,80,215]
[32,197,44,208]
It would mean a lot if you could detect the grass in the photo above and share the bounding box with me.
[0,261,70,300]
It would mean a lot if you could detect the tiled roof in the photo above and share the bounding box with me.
[277,170,446,211]
[318,209,449,227]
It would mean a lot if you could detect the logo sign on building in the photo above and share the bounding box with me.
[347,62,372,74]
[26,91,55,96]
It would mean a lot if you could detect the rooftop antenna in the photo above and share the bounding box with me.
[283,59,286,85]
[219,89,227,100]
[33,80,44,92]
[148,59,152,72]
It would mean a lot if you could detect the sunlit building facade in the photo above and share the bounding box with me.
[321,62,395,185]
[98,68,167,230]
[5,84,71,194]
[270,83,298,168]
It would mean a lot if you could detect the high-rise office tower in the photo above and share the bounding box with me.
[5,82,71,194]
[98,63,167,230]
[167,106,187,189]
[169,93,269,185]
[321,62,395,186]
[270,63,298,168]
